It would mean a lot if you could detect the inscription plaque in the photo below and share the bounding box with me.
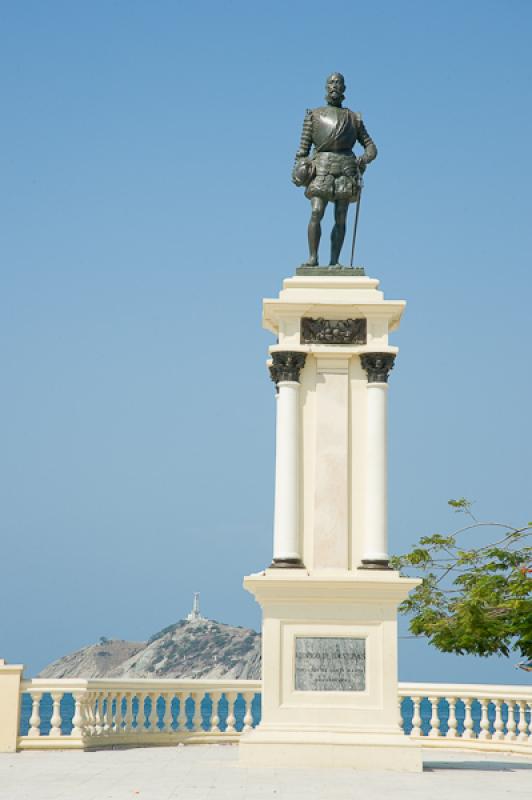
[294,636,365,691]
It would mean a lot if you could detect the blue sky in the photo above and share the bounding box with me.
[1,0,531,682]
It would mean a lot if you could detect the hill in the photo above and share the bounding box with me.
[38,618,261,680]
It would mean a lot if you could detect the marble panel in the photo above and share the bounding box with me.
[295,637,365,691]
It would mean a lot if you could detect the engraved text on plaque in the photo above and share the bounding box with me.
[294,637,365,691]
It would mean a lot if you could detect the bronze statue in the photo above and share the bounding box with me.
[293,73,377,267]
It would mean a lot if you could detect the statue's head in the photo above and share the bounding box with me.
[325,73,346,106]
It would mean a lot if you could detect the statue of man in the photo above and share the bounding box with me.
[293,73,377,267]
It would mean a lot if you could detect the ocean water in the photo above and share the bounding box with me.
[19,693,517,738]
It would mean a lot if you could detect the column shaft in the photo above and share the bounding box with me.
[359,352,395,569]
[363,382,389,564]
[272,381,302,564]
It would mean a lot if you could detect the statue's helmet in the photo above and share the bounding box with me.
[292,158,315,188]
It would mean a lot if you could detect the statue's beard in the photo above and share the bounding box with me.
[326,90,344,106]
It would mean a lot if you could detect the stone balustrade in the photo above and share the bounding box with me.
[399,683,532,755]
[17,679,261,749]
[1,674,531,754]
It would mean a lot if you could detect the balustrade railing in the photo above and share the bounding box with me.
[11,679,532,754]
[399,683,532,754]
[18,679,261,749]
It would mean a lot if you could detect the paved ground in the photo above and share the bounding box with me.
[0,745,531,800]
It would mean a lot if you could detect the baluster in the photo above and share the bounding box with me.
[479,698,491,740]
[49,692,63,737]
[103,692,113,733]
[91,692,100,736]
[461,697,475,739]
[113,692,124,733]
[120,692,127,733]
[123,692,133,734]
[82,692,94,737]
[84,692,95,735]
[28,691,42,737]
[210,691,221,733]
[492,699,504,741]
[135,693,145,733]
[410,696,422,738]
[397,697,404,732]
[505,699,517,741]
[150,693,159,733]
[446,697,458,738]
[111,692,118,732]
[243,692,254,732]
[163,693,174,733]
[95,692,105,735]
[428,696,441,737]
[110,692,118,732]
[177,692,187,731]
[191,692,202,731]
[71,692,84,737]
[225,691,237,734]
[517,701,528,742]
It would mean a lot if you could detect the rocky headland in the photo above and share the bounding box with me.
[38,618,261,680]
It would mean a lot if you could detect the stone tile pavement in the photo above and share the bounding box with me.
[0,745,531,800]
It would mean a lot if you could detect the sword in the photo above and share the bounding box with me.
[349,172,364,268]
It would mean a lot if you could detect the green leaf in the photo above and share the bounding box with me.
[397,500,532,659]
[448,497,472,513]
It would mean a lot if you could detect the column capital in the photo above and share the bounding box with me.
[269,351,307,385]
[360,352,396,383]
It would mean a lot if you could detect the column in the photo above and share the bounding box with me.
[269,351,306,567]
[359,353,395,569]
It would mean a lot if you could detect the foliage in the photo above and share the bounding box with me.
[390,499,532,659]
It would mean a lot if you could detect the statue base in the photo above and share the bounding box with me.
[239,570,422,772]
[239,728,421,772]
[296,265,365,276]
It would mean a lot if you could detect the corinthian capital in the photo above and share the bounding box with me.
[360,353,396,383]
[269,351,307,385]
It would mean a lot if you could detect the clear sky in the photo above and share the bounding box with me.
[1,0,531,682]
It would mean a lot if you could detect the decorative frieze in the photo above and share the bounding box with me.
[300,317,366,345]
[269,351,307,384]
[360,353,396,383]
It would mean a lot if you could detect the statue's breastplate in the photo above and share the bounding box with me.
[312,107,357,153]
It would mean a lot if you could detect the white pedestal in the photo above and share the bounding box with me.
[240,570,422,772]
[241,272,422,771]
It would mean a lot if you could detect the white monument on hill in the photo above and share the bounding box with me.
[186,592,206,623]
[240,269,422,771]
